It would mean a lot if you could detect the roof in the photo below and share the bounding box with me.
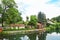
[10,24,25,27]
[47,20,54,24]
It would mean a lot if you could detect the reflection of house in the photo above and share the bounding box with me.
[0,26,2,32]
[37,22,44,29]
[10,24,25,29]
[0,24,2,32]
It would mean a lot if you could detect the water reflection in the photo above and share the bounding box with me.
[1,32,60,40]
[0,34,3,40]
[2,32,47,40]
[38,32,47,40]
[20,35,30,40]
[46,32,60,40]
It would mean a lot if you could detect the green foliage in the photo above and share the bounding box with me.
[0,5,3,13]
[0,5,2,23]
[46,22,60,32]
[0,0,22,26]
[51,15,60,22]
[28,15,37,28]
[2,0,16,8]
[4,8,22,24]
[16,21,24,24]
[50,15,60,31]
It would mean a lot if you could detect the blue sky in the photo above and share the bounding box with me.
[48,0,58,3]
[48,0,60,7]
[15,0,60,21]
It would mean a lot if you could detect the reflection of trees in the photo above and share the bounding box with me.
[2,34,25,40]
[0,34,3,40]
[38,32,47,40]
[0,38,3,40]
[8,35,21,40]
[27,32,47,40]
[55,29,60,33]
[27,33,37,40]
[2,32,47,40]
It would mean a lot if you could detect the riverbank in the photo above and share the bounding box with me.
[1,28,46,35]
[1,25,60,35]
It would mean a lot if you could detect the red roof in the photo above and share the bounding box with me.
[10,24,25,27]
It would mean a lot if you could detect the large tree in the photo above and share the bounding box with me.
[0,0,22,27]
[38,12,46,26]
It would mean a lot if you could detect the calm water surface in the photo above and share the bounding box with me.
[1,32,60,40]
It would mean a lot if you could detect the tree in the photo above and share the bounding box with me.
[25,16,29,27]
[56,16,60,22]
[38,12,46,26]
[28,15,37,28]
[0,0,22,27]
[51,15,60,22]
[26,16,29,21]
[5,8,22,24]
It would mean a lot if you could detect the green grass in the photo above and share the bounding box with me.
[3,28,35,31]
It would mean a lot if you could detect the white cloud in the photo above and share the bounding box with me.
[15,0,60,21]
[0,0,1,4]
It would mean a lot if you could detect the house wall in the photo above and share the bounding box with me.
[37,23,44,29]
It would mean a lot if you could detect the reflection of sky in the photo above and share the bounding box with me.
[0,14,2,17]
[46,32,60,40]
[20,35,30,40]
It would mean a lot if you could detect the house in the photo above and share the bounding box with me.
[47,20,54,24]
[47,18,54,25]
[37,22,44,29]
[10,24,25,29]
[27,25,34,28]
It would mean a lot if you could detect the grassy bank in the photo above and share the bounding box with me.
[2,28,45,35]
[1,23,60,35]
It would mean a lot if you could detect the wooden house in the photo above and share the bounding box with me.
[10,24,25,29]
[37,22,44,29]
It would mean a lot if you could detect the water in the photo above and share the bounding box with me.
[46,32,60,40]
[1,32,60,40]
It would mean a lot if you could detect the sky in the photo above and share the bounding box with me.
[13,0,60,21]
